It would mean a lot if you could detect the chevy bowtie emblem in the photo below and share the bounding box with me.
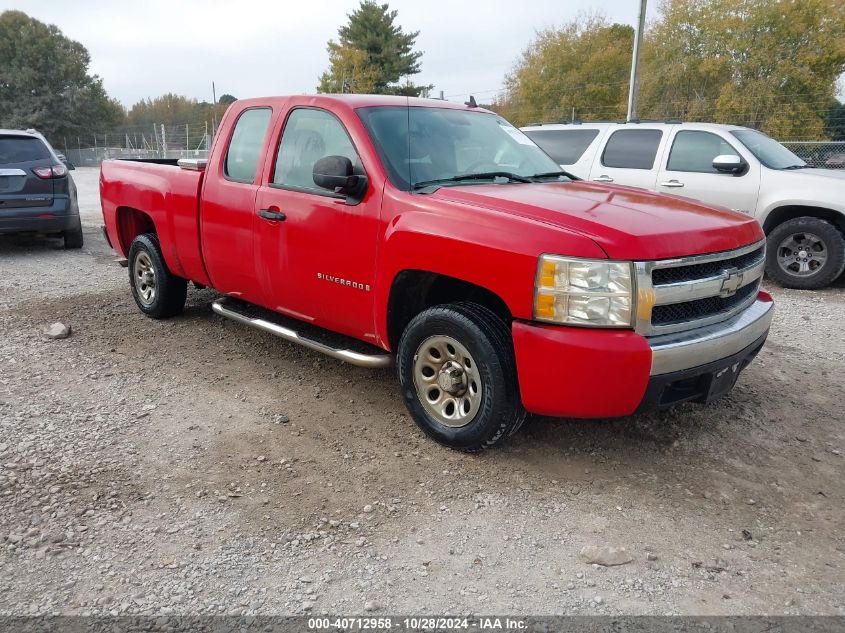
[719,268,744,297]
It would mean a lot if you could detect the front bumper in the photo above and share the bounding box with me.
[512,292,774,418]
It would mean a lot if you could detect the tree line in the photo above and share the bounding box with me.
[1,2,844,148]
[493,0,845,139]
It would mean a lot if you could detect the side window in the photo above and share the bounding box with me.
[601,129,663,169]
[273,108,361,191]
[224,108,272,183]
[523,129,600,165]
[667,130,738,173]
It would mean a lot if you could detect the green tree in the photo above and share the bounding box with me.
[825,99,845,140]
[317,1,430,96]
[218,94,237,105]
[638,0,845,139]
[127,94,207,128]
[0,10,124,143]
[495,15,633,126]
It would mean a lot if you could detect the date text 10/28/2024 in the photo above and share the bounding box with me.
[308,617,527,630]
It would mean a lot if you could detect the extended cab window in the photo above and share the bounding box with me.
[667,131,737,173]
[523,129,599,165]
[224,108,272,183]
[273,108,361,192]
[601,129,663,170]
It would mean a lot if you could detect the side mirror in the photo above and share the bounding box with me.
[313,155,367,203]
[712,154,745,175]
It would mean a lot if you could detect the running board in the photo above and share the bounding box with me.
[211,297,393,369]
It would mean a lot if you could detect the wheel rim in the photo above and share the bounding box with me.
[776,232,828,277]
[412,335,482,428]
[133,251,157,306]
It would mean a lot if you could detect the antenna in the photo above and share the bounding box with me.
[464,96,478,108]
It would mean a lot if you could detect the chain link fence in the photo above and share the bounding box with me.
[59,123,212,167]
[780,141,845,169]
[56,122,845,170]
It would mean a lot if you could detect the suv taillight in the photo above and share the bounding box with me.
[32,164,68,179]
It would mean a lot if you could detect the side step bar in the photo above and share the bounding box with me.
[211,298,393,369]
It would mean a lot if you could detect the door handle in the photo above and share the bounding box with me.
[258,209,286,221]
[592,175,614,183]
[660,180,684,188]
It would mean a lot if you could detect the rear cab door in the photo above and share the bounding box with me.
[656,127,761,215]
[199,103,276,303]
[587,125,673,190]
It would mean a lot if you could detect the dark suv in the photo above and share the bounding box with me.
[0,129,82,248]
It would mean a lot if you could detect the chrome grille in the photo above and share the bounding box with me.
[651,245,765,286]
[635,239,766,336]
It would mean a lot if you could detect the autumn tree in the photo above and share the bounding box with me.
[639,0,845,139]
[318,1,430,96]
[0,10,124,143]
[498,1,845,138]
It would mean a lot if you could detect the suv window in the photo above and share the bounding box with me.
[224,108,272,183]
[273,108,361,191]
[0,136,52,163]
[667,131,737,173]
[523,129,600,165]
[601,129,663,169]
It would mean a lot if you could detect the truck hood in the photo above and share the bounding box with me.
[778,167,845,183]
[432,181,763,260]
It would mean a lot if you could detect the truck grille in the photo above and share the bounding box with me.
[651,283,758,325]
[652,245,765,286]
[634,240,766,336]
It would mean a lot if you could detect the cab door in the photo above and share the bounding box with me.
[254,107,380,341]
[588,127,672,191]
[656,129,761,215]
[200,106,273,303]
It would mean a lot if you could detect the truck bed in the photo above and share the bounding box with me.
[100,159,211,286]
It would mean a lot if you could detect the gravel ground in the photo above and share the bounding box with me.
[1,167,844,616]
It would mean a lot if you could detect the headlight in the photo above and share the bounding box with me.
[534,255,634,327]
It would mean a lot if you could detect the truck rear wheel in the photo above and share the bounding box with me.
[127,233,188,319]
[766,217,845,289]
[396,302,527,452]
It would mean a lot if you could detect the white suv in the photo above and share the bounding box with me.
[522,121,845,289]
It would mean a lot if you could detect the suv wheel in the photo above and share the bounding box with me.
[63,217,84,249]
[397,302,526,452]
[127,233,188,319]
[766,217,845,289]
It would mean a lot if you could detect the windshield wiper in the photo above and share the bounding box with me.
[782,164,809,170]
[528,170,578,181]
[413,171,532,190]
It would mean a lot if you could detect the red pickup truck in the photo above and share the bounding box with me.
[100,95,774,451]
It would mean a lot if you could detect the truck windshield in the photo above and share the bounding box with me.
[731,129,807,170]
[357,106,565,191]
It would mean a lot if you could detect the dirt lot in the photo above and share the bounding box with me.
[1,167,844,616]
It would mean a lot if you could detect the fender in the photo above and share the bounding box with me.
[373,189,607,348]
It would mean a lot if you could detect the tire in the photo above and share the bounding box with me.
[766,217,845,290]
[63,217,84,249]
[396,302,527,452]
[127,233,188,319]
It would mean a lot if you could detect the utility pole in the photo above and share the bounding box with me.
[211,82,218,137]
[161,124,167,159]
[627,0,647,122]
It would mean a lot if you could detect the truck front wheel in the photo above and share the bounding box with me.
[397,303,527,452]
[766,217,845,289]
[127,233,188,319]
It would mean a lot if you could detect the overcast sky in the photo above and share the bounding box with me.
[1,0,661,108]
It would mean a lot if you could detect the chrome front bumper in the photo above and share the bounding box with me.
[648,298,774,376]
